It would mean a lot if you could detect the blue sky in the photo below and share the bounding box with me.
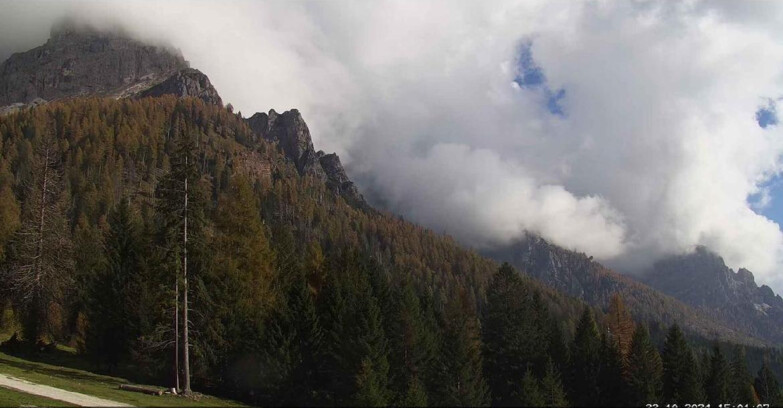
[514,42,566,117]
[752,101,783,227]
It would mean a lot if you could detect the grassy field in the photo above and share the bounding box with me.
[0,385,77,407]
[0,351,246,407]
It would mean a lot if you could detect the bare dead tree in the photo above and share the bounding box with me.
[182,156,191,394]
[4,128,73,343]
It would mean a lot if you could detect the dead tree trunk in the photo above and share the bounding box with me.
[182,168,191,394]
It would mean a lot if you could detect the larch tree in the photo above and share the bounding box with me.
[606,293,635,364]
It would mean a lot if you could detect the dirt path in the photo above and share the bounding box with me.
[0,373,133,407]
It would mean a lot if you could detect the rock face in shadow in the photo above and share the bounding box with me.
[318,152,366,207]
[137,68,222,106]
[247,109,325,180]
[485,234,775,346]
[641,246,783,342]
[247,109,366,207]
[0,22,189,106]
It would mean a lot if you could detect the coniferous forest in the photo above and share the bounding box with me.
[0,96,782,406]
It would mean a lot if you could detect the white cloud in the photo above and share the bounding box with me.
[3,0,783,291]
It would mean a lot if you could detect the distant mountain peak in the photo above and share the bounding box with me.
[642,246,783,342]
[0,23,222,113]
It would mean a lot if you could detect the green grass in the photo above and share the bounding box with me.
[0,385,76,407]
[0,351,246,407]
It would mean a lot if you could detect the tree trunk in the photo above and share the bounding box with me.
[174,277,180,392]
[182,170,191,394]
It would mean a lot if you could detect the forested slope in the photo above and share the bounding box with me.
[0,97,780,406]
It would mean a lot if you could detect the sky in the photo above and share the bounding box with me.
[3,0,783,292]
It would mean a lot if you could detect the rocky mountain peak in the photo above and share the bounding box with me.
[0,22,226,113]
[246,109,366,207]
[641,246,783,342]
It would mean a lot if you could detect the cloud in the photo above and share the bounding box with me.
[3,0,783,291]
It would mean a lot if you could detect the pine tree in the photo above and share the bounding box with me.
[626,325,663,406]
[662,324,701,403]
[754,361,782,405]
[569,307,602,407]
[705,343,730,405]
[540,358,568,407]
[519,368,544,407]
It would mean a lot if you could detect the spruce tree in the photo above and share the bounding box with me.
[401,376,428,407]
[519,368,544,407]
[86,199,143,371]
[569,307,602,407]
[319,252,391,405]
[483,263,547,406]
[540,358,568,407]
[599,331,627,407]
[388,280,436,404]
[662,324,700,403]
[154,120,206,393]
[754,361,782,405]
[626,325,663,406]
[705,343,730,405]
[729,346,759,404]
[433,286,489,407]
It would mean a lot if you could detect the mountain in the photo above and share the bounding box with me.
[485,234,775,345]
[640,246,783,343]
[0,20,220,113]
[2,22,783,405]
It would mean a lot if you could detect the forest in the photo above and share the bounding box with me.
[0,96,781,406]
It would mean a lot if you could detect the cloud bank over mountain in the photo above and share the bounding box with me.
[3,0,783,290]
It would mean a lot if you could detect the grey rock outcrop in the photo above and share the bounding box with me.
[0,22,189,106]
[641,246,783,343]
[137,68,222,106]
[247,109,366,207]
[247,109,325,180]
[318,152,366,207]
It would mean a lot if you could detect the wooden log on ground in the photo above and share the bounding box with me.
[119,384,164,396]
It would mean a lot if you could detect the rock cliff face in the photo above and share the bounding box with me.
[485,235,771,345]
[138,68,222,106]
[247,109,366,207]
[318,152,365,207]
[0,23,189,107]
[641,247,783,342]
